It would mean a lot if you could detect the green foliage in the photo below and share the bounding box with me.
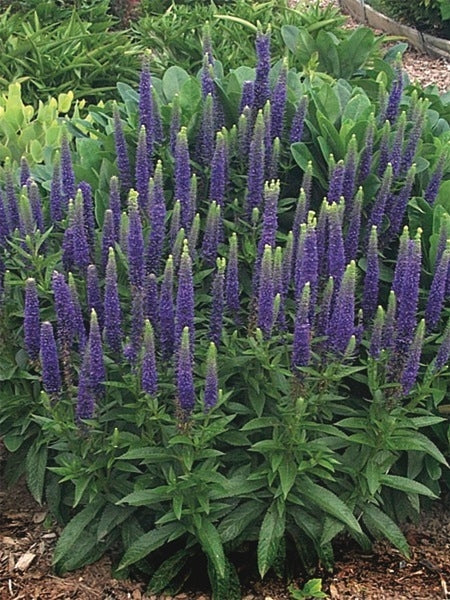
[369,0,450,38]
[289,579,328,599]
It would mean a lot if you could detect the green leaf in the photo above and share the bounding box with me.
[257,500,285,578]
[147,549,190,594]
[195,517,226,579]
[218,500,264,543]
[300,479,362,534]
[281,24,300,54]
[390,434,448,466]
[118,486,172,506]
[25,444,47,504]
[379,475,437,498]
[278,460,298,500]
[118,522,184,570]
[362,504,410,558]
[162,66,189,102]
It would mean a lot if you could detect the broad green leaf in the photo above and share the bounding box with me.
[390,433,448,466]
[53,500,104,565]
[162,66,189,102]
[257,500,285,578]
[118,522,183,570]
[379,475,437,498]
[195,517,226,578]
[147,549,190,594]
[118,486,172,506]
[26,444,47,505]
[363,504,410,557]
[278,460,298,499]
[281,25,300,54]
[218,500,265,543]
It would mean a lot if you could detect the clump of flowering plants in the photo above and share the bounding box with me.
[0,28,449,598]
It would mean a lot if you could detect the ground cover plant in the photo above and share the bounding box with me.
[0,22,449,599]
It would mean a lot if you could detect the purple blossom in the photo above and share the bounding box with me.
[245,110,265,215]
[146,160,166,276]
[226,233,240,316]
[199,93,215,167]
[358,115,375,184]
[201,201,220,266]
[177,326,195,414]
[378,121,391,176]
[142,319,158,396]
[368,163,393,231]
[62,222,74,271]
[400,108,425,173]
[316,276,333,339]
[88,309,105,397]
[139,55,154,157]
[382,290,397,351]
[120,212,128,255]
[78,181,95,249]
[209,258,226,346]
[40,322,61,396]
[401,319,425,394]
[27,181,44,233]
[24,278,40,360]
[257,245,274,338]
[258,180,279,255]
[108,176,121,242]
[135,125,150,212]
[204,342,218,410]
[425,247,450,331]
[189,175,198,234]
[50,160,63,222]
[282,231,294,297]
[362,226,379,322]
[293,188,308,258]
[68,273,87,351]
[434,318,450,372]
[175,127,192,231]
[113,105,132,194]
[392,226,410,298]
[60,133,76,206]
[175,242,195,351]
[327,203,345,287]
[72,193,90,271]
[239,81,254,114]
[327,160,345,205]
[384,164,416,244]
[172,227,186,270]
[210,132,228,209]
[389,112,406,177]
[127,193,144,289]
[0,191,10,245]
[344,187,363,262]
[425,152,446,205]
[396,235,422,350]
[20,157,30,188]
[201,55,215,98]
[316,199,328,275]
[170,94,181,157]
[253,28,271,110]
[76,347,95,421]
[369,305,385,359]
[143,272,159,329]
[343,135,358,210]
[268,137,281,181]
[295,222,318,303]
[101,209,116,272]
[52,271,75,350]
[328,261,356,354]
[160,255,175,360]
[124,288,144,366]
[238,107,251,161]
[263,101,272,177]
[290,96,308,144]
[87,264,103,330]
[292,282,311,373]
[104,248,122,354]
[385,60,404,125]
[270,60,287,140]
[170,200,181,248]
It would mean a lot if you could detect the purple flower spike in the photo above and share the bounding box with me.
[292,282,311,373]
[188,213,201,256]
[189,175,198,233]
[238,106,252,161]
[290,96,308,144]
[127,192,144,289]
[389,112,406,177]
[209,258,226,346]
[52,270,75,349]
[210,132,228,209]
[270,59,288,140]
[40,322,61,396]
[358,115,375,184]
[175,127,192,231]
[204,342,218,410]
[434,318,450,372]
[382,290,397,351]
[345,187,363,262]
[152,91,163,145]
[392,226,410,297]
[113,105,132,194]
[50,160,63,223]
[199,93,215,167]
[239,80,254,115]
[72,192,90,272]
[24,278,40,361]
[27,181,44,233]
[104,248,122,354]
[425,152,447,205]
[108,176,121,242]
[295,222,318,303]
[60,133,76,206]
[384,164,416,244]
[362,226,379,322]
[201,54,215,99]
[402,319,425,394]
[68,273,87,350]
[76,347,95,422]
[396,234,422,350]
[19,191,34,236]
[328,261,356,354]
[62,218,74,272]
[78,181,95,249]
[172,227,186,270]
[170,94,181,157]
[327,203,345,288]
[135,125,150,212]
[327,160,345,205]
[425,247,450,331]
[146,161,166,276]
[20,157,31,188]
[176,242,195,351]
[378,121,391,176]
[282,231,294,297]
[316,276,334,339]
[368,163,393,232]
[226,233,240,317]
[177,326,195,414]
[143,272,159,330]
[201,201,220,267]
[87,264,103,330]
[369,306,385,359]
[268,137,281,181]
[245,110,265,215]
[160,255,175,360]
[170,200,181,248]
[343,135,358,210]
[124,288,144,366]
[139,54,154,157]
[258,180,279,256]
[257,245,274,338]
[401,107,425,174]
[88,309,105,397]
[316,199,328,275]
[385,59,404,125]
[263,101,272,176]
[102,209,116,272]
[202,22,214,64]
[253,27,271,110]
[142,319,158,396]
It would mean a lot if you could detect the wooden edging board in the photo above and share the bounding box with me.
[338,0,450,61]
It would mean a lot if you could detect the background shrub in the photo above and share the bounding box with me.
[369,0,450,38]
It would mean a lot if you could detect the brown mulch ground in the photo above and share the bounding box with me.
[1,472,449,600]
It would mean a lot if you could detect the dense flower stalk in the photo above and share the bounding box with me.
[401,319,425,394]
[328,261,356,354]
[143,272,159,330]
[344,187,363,262]
[210,132,228,209]
[392,226,410,297]
[76,347,94,421]
[382,290,397,351]
[209,258,226,346]
[87,264,103,330]
[152,92,163,144]
[327,203,345,288]
[378,121,391,176]
[343,135,358,209]
[425,152,446,205]
[78,181,95,249]
[177,326,195,413]
[258,180,279,255]
[401,107,425,173]
[327,160,345,205]
[188,213,200,256]
[384,164,416,243]
[282,231,294,297]
[159,255,175,360]
[68,273,87,350]
[204,342,218,410]
[52,271,75,350]
[102,209,116,271]
[268,137,281,181]
[202,201,220,266]
[238,107,251,160]
[385,60,404,124]
[189,174,198,233]
[60,133,76,206]
[263,100,272,176]
[292,188,308,255]
[120,212,129,254]
[176,242,195,350]
[389,111,406,176]
[72,193,90,271]
[362,226,379,322]
[292,282,311,372]
[172,227,186,270]
[295,222,318,304]
[369,306,385,359]
[19,191,34,236]
[113,105,132,193]
[434,318,450,372]
[396,234,422,349]
[88,309,105,397]
[239,80,254,114]
[40,322,61,395]
[425,247,450,331]
[127,193,144,289]
[257,245,274,338]
[124,289,144,366]
[201,54,215,98]
[368,163,393,231]
[135,125,150,212]
[141,319,158,395]
[20,157,30,188]
[170,93,181,157]
[146,161,166,276]
[27,181,44,233]
[50,160,63,222]
[139,55,154,157]
[24,278,40,361]
[108,176,121,242]
[226,233,240,316]
[104,248,122,354]
[358,114,375,183]
[62,216,74,271]
[199,93,215,166]
[270,59,287,140]
[290,96,308,144]
[175,127,192,230]
[253,27,271,110]
[245,110,265,215]
[316,199,328,275]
